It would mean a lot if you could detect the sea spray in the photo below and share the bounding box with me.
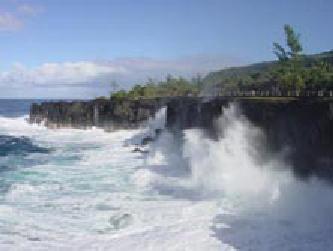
[181,103,333,250]
[141,103,289,203]
[1,101,333,250]
[147,106,167,134]
[140,102,333,250]
[125,106,167,146]
[183,103,289,203]
[0,113,221,250]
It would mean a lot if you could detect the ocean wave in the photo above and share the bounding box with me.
[0,105,333,250]
[0,135,50,157]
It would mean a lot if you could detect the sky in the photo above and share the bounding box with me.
[0,0,332,98]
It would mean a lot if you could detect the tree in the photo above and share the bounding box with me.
[273,24,303,61]
[273,24,305,91]
[273,42,288,62]
[305,61,333,89]
[284,24,303,58]
[111,90,127,99]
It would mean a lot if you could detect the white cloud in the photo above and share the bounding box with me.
[0,12,22,31]
[0,61,127,86]
[0,2,43,32]
[0,56,245,98]
[17,4,43,16]
[100,55,244,83]
[31,61,126,85]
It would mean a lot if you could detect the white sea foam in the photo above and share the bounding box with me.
[0,104,333,250]
[0,113,223,250]
[135,103,333,250]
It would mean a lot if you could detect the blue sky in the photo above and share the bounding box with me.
[0,0,332,98]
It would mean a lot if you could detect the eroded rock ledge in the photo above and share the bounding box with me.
[30,97,333,180]
[29,98,168,130]
[167,97,333,180]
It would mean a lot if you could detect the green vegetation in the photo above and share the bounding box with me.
[111,75,201,99]
[110,25,333,99]
[272,25,333,92]
[273,24,305,91]
[204,25,333,95]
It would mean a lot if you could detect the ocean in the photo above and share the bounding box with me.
[0,99,333,250]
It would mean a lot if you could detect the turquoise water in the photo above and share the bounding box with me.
[0,100,333,250]
[0,101,220,250]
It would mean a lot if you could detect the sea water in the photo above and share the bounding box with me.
[0,99,332,250]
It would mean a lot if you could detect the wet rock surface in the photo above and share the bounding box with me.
[29,98,168,130]
[30,97,333,180]
[166,97,333,181]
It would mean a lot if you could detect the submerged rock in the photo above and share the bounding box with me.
[108,213,133,230]
[141,136,154,145]
[132,147,149,154]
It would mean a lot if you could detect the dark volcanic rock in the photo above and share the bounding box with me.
[141,136,154,145]
[132,147,149,154]
[29,98,167,130]
[166,97,333,181]
[29,96,333,181]
[238,99,333,179]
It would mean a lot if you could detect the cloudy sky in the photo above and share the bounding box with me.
[0,0,332,98]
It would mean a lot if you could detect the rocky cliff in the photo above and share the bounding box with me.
[167,97,333,180]
[30,97,333,180]
[29,98,167,130]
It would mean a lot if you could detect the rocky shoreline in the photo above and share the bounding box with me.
[29,98,168,130]
[29,97,333,181]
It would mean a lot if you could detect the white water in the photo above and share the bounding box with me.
[0,105,333,250]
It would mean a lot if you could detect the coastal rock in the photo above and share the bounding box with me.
[166,97,333,180]
[29,98,167,130]
[29,96,333,181]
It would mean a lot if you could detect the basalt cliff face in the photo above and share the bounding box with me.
[30,97,333,180]
[167,97,333,180]
[29,98,167,130]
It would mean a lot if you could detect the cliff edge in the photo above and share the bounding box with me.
[29,97,333,180]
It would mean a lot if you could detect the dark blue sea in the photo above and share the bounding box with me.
[0,99,40,117]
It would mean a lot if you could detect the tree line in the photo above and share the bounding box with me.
[272,25,332,92]
[109,25,333,99]
[111,75,202,99]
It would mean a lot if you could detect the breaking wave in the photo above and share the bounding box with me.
[139,103,333,250]
[0,135,50,157]
[0,103,333,250]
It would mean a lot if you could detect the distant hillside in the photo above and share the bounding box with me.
[202,50,333,89]
[203,50,333,89]
[110,50,333,100]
